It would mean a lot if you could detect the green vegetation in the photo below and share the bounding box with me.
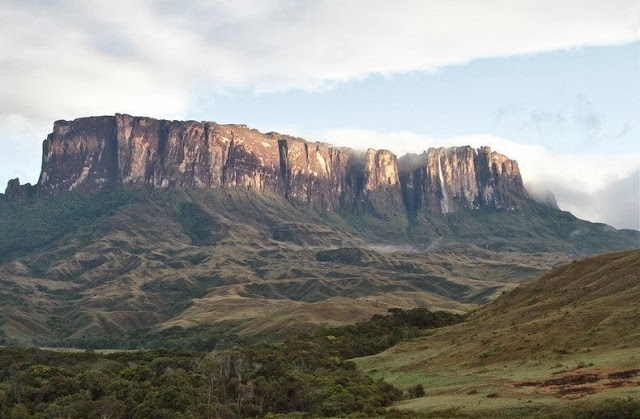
[307,307,464,359]
[0,187,564,345]
[0,346,396,418]
[31,323,246,352]
[0,307,461,418]
[0,190,136,263]
[357,249,640,418]
[424,199,639,254]
[0,188,636,417]
[30,307,463,354]
[1,188,635,267]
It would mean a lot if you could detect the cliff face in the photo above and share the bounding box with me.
[38,116,119,194]
[399,146,527,214]
[6,114,527,215]
[3,178,36,201]
[362,149,404,216]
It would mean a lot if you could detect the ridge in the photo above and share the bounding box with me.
[4,114,527,216]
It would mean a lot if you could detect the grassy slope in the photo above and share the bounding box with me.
[0,189,636,346]
[357,249,640,417]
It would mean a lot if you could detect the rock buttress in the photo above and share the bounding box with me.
[277,137,353,210]
[38,116,119,194]
[3,178,36,201]
[398,146,527,214]
[362,149,403,216]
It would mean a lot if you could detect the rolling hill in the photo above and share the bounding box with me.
[357,249,640,417]
[0,187,636,347]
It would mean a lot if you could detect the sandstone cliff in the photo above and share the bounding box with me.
[399,146,527,214]
[3,178,36,201]
[4,114,527,215]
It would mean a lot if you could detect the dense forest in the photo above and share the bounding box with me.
[0,308,462,418]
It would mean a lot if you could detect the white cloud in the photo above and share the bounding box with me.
[0,115,48,188]
[1,0,638,123]
[317,128,640,230]
[545,171,639,231]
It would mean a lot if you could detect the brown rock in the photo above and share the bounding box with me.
[399,146,527,214]
[277,136,354,210]
[39,116,118,194]
[4,178,35,201]
[362,149,403,216]
[31,114,528,216]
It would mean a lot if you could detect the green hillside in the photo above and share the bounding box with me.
[0,189,636,347]
[357,249,640,417]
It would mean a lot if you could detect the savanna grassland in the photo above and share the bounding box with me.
[0,188,634,347]
[357,249,640,417]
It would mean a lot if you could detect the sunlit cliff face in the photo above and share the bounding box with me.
[7,114,527,216]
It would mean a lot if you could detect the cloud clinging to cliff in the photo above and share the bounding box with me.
[317,129,640,230]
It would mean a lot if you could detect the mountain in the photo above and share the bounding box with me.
[357,249,640,416]
[0,115,637,347]
[5,114,527,216]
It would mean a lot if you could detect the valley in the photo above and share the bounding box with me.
[0,185,633,348]
[0,115,637,417]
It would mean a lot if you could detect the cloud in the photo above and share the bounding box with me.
[1,0,639,124]
[495,104,526,124]
[316,128,640,230]
[495,94,634,146]
[573,94,604,143]
[546,171,640,231]
[614,123,631,139]
[526,111,568,136]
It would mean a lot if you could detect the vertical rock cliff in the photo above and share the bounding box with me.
[362,149,403,216]
[115,115,284,192]
[277,136,352,210]
[38,116,119,194]
[5,114,528,216]
[399,146,527,215]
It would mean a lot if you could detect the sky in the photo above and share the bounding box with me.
[1,0,639,229]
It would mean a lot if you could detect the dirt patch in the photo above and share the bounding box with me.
[605,380,632,388]
[515,373,600,387]
[555,386,597,398]
[514,368,640,400]
[607,368,640,380]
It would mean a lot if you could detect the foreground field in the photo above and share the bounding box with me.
[357,249,640,417]
[362,347,639,417]
[0,308,463,418]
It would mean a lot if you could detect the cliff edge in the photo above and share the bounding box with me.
[4,114,527,215]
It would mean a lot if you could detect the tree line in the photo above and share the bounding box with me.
[0,307,463,417]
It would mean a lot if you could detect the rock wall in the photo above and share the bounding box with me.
[3,178,36,201]
[38,116,119,194]
[399,146,527,214]
[5,114,528,215]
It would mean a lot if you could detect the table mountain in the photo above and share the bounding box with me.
[5,114,526,217]
[0,115,637,348]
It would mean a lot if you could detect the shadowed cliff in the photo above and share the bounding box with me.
[4,114,527,217]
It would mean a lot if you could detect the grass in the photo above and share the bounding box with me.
[0,188,636,346]
[362,347,640,417]
[0,190,137,263]
[355,249,640,417]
